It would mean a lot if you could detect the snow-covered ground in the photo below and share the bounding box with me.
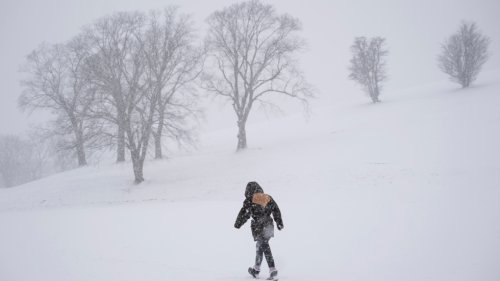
[1,71,500,281]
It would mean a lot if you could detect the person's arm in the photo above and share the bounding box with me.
[234,199,251,228]
[271,198,284,230]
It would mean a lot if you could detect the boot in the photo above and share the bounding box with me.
[267,269,278,280]
[248,267,260,278]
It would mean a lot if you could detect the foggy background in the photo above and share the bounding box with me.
[1,0,499,134]
[1,1,500,280]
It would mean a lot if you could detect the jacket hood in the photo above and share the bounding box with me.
[245,181,264,199]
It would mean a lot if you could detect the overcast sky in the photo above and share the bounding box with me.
[1,0,499,135]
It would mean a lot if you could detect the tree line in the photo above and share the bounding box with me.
[17,8,203,184]
[0,0,492,187]
[349,21,490,102]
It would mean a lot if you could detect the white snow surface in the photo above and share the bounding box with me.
[1,72,500,281]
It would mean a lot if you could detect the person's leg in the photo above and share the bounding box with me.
[253,240,264,272]
[254,240,264,271]
[261,239,276,270]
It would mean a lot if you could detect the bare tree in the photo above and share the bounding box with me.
[0,135,45,187]
[83,13,140,163]
[28,126,78,173]
[85,11,163,183]
[144,8,202,159]
[0,135,28,187]
[349,37,388,103]
[438,21,490,88]
[19,39,99,166]
[203,0,312,151]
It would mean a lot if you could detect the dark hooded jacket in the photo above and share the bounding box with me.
[234,182,284,241]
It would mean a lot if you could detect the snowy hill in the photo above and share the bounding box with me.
[1,71,500,281]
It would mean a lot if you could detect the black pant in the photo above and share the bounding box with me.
[255,239,275,269]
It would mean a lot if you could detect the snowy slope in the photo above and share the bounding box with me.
[1,71,500,281]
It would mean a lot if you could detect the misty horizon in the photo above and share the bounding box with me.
[1,0,499,135]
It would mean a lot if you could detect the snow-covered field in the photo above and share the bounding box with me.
[1,72,500,281]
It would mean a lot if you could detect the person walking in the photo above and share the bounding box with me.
[234,181,284,280]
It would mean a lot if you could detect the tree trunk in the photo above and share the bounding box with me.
[154,115,164,159]
[236,119,247,151]
[462,75,470,88]
[129,99,157,184]
[70,117,87,166]
[154,133,162,159]
[371,82,381,103]
[75,137,87,166]
[117,122,126,162]
[131,151,144,184]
